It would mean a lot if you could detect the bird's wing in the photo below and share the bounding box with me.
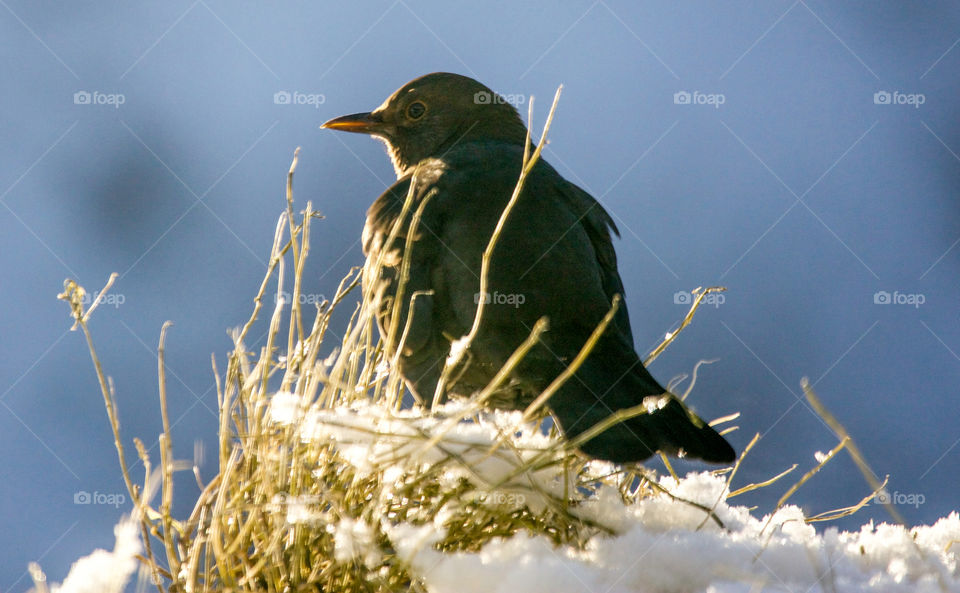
[362,173,449,401]
[553,176,635,345]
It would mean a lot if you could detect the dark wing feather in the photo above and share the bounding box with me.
[553,176,635,345]
[361,174,448,402]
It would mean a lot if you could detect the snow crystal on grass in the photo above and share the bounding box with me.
[333,517,381,567]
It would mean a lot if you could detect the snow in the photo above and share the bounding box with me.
[388,512,960,592]
[381,472,959,592]
[38,519,140,593]
[332,517,382,567]
[386,479,960,592]
[271,396,960,593]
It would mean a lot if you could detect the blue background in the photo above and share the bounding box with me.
[2,1,959,588]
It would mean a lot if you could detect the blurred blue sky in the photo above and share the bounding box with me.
[2,1,959,588]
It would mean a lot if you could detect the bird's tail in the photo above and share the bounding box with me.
[553,392,735,464]
[546,337,736,464]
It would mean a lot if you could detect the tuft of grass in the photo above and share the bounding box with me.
[49,91,891,593]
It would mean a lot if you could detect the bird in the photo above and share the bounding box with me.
[321,72,735,464]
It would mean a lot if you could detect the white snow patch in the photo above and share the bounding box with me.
[43,519,140,593]
[391,499,960,593]
[265,395,960,591]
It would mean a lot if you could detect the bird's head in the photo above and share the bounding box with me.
[321,72,529,178]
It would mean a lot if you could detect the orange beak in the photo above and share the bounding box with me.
[320,111,383,134]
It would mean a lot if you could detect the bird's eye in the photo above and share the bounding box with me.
[406,101,426,120]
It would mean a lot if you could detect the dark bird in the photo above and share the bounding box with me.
[322,73,735,464]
